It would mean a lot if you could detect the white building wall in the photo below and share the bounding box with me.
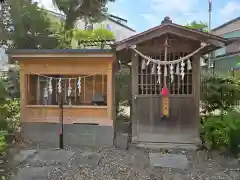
[75,18,135,41]
[47,10,136,41]
[0,48,9,72]
[212,19,240,36]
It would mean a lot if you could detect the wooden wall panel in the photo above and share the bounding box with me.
[18,55,115,124]
[26,75,107,105]
[24,106,110,125]
[20,58,112,75]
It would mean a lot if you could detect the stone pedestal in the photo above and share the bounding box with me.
[114,132,130,150]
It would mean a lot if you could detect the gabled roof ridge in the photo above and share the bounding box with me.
[115,22,227,45]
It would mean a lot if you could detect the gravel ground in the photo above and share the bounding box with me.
[5,143,240,180]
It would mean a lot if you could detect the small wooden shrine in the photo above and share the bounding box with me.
[115,17,228,148]
[9,49,117,125]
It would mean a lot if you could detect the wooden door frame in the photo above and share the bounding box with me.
[130,49,201,144]
[131,52,139,143]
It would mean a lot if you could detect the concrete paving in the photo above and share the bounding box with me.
[149,153,189,169]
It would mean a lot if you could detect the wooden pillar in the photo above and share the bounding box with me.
[131,52,139,143]
[107,63,113,121]
[37,75,40,104]
[19,64,26,121]
[192,53,201,145]
[112,61,117,122]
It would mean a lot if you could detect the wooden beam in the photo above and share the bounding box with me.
[192,53,201,146]
[107,63,113,121]
[11,54,114,58]
[19,66,26,121]
[131,52,139,143]
[205,39,225,47]
[37,76,40,105]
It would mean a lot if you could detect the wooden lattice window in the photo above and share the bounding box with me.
[26,74,107,105]
[138,52,192,95]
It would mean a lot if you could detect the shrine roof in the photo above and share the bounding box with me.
[7,49,115,64]
[114,17,229,51]
[8,48,112,55]
[7,49,114,60]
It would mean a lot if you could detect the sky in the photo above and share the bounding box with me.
[39,0,240,32]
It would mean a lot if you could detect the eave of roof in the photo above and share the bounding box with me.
[228,37,240,43]
[7,49,115,59]
[7,49,112,55]
[109,14,128,23]
[212,16,240,32]
[108,17,135,32]
[115,22,228,47]
[214,51,240,61]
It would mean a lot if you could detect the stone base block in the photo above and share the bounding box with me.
[114,132,130,150]
[22,122,114,148]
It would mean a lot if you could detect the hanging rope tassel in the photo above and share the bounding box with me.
[68,78,72,97]
[151,63,156,74]
[77,77,81,95]
[44,87,48,99]
[164,65,167,77]
[157,64,161,84]
[146,59,150,66]
[187,59,192,70]
[170,64,174,83]
[181,60,185,80]
[176,63,180,75]
[48,77,53,95]
[58,78,62,93]
[141,59,146,69]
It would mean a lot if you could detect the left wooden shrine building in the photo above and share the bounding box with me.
[8,49,117,147]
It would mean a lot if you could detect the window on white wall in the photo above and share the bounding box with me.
[85,24,93,30]
[106,24,111,31]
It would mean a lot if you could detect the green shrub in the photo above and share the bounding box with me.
[0,77,20,154]
[0,99,20,133]
[201,111,240,154]
[201,75,240,115]
[0,133,7,154]
[115,66,131,117]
